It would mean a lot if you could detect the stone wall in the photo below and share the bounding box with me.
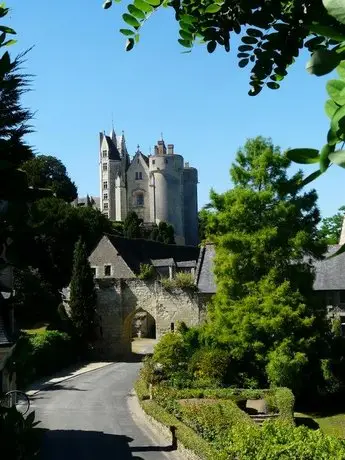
[94,278,208,359]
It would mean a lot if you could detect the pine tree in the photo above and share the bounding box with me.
[204,137,328,390]
[69,238,96,343]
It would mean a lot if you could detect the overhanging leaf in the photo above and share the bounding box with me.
[329,149,345,167]
[267,81,280,90]
[331,104,345,134]
[323,0,345,25]
[242,36,258,45]
[306,48,341,76]
[103,0,112,8]
[207,40,216,53]
[300,169,323,187]
[325,99,339,118]
[134,0,154,12]
[125,37,135,51]
[319,143,333,172]
[128,4,146,19]
[178,39,192,48]
[239,58,249,68]
[327,79,345,105]
[122,13,140,29]
[308,23,345,42]
[205,4,221,13]
[120,29,135,36]
[286,148,320,164]
[146,0,161,5]
[337,61,345,80]
[0,25,15,34]
[238,45,253,52]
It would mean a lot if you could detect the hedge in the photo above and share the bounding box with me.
[11,330,79,387]
[141,400,225,460]
[275,387,295,425]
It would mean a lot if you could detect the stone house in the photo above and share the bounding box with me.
[84,235,213,358]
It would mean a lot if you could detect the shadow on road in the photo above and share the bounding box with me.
[38,428,176,459]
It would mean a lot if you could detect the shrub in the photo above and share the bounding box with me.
[12,330,78,387]
[139,356,163,386]
[174,272,196,289]
[179,399,253,443]
[0,407,41,459]
[189,348,231,384]
[160,277,176,291]
[275,387,295,425]
[153,332,188,377]
[138,263,155,280]
[134,378,150,401]
[218,421,345,460]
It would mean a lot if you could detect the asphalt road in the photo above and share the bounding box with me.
[30,361,181,460]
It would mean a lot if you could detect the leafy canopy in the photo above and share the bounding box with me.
[318,205,345,244]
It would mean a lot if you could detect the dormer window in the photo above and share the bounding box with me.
[135,171,143,180]
[102,150,107,158]
[104,265,111,276]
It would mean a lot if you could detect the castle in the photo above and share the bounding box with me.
[97,128,199,246]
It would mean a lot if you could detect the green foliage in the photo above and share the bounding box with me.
[174,272,195,289]
[0,406,41,460]
[21,155,77,203]
[204,137,327,392]
[123,211,142,238]
[318,205,345,244]
[149,221,175,244]
[139,355,163,386]
[179,399,253,443]
[138,263,155,280]
[69,238,97,343]
[160,277,176,290]
[189,348,230,384]
[11,330,77,387]
[274,387,295,425]
[153,332,187,376]
[106,0,345,95]
[218,421,345,460]
[141,400,223,460]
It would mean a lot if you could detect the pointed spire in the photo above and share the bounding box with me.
[110,126,116,143]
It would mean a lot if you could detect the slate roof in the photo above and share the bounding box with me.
[313,245,345,291]
[141,153,149,166]
[105,135,121,161]
[176,260,196,268]
[151,258,175,267]
[105,234,200,274]
[195,243,217,293]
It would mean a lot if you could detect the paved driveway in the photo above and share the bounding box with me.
[30,362,181,460]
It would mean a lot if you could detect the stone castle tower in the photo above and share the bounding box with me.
[99,128,199,246]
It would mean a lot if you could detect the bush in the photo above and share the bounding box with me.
[179,399,253,443]
[218,421,345,460]
[139,356,163,386]
[189,348,231,384]
[0,407,41,460]
[160,277,176,291]
[138,263,155,280]
[275,387,295,425]
[11,330,78,387]
[153,332,188,377]
[174,272,196,289]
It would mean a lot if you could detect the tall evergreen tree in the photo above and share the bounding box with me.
[123,211,142,238]
[69,238,96,342]
[204,137,328,390]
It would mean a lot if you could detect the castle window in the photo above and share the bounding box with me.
[135,171,143,180]
[103,163,108,171]
[103,202,108,210]
[91,267,96,277]
[165,159,168,164]
[104,265,111,276]
[136,193,144,206]
[103,193,108,200]
[103,181,108,189]
[102,150,107,158]
[152,160,155,165]
[103,211,108,217]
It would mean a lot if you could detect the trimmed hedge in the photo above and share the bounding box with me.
[11,330,79,387]
[275,387,295,425]
[141,400,225,460]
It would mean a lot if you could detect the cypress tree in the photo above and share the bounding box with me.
[69,238,96,343]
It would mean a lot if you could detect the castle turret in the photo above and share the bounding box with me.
[149,141,185,244]
[183,163,199,246]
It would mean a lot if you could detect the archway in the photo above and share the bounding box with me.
[123,308,157,358]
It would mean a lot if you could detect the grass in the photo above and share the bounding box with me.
[295,412,345,438]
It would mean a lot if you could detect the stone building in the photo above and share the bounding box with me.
[77,234,212,358]
[98,129,199,246]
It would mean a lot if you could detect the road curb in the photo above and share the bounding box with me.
[26,362,115,396]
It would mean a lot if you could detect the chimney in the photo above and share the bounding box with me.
[167,144,174,155]
[157,140,166,155]
[185,162,190,168]
[339,215,345,245]
[154,145,159,155]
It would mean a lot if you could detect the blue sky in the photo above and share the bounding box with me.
[8,0,342,218]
